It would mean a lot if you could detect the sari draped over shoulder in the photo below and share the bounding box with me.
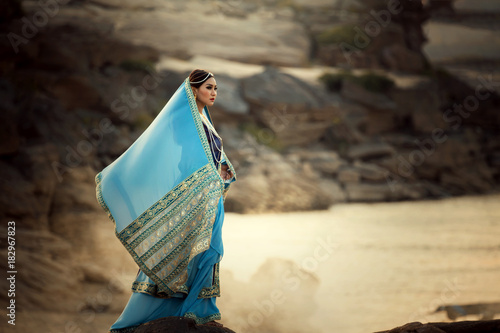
[95,78,236,331]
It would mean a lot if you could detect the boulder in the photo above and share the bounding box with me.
[338,167,361,184]
[225,161,333,213]
[288,149,347,175]
[352,161,391,182]
[318,179,347,203]
[243,67,324,107]
[133,317,235,333]
[209,74,250,121]
[242,67,338,146]
[221,126,334,213]
[376,320,500,333]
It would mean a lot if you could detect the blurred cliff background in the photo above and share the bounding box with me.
[0,0,499,332]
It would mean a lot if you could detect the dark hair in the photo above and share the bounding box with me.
[189,69,214,88]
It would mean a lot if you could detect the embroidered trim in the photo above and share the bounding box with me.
[131,281,170,298]
[185,78,223,185]
[184,79,236,186]
[95,172,115,224]
[116,164,223,297]
[184,312,222,325]
[131,262,220,299]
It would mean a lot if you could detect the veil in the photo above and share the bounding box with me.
[95,77,236,296]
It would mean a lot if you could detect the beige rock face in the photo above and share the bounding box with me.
[221,128,333,213]
[87,1,311,67]
[242,67,339,146]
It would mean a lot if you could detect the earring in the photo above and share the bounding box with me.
[194,92,197,100]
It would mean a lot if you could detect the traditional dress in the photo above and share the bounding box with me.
[95,77,236,332]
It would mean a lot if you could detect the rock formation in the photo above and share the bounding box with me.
[0,0,499,332]
[133,317,236,333]
[308,0,430,72]
[376,320,500,333]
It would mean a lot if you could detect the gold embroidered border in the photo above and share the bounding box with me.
[95,172,116,224]
[116,164,223,297]
[131,262,220,299]
[184,312,221,325]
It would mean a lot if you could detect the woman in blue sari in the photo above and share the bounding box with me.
[95,69,236,331]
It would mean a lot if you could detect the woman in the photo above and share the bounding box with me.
[95,69,236,332]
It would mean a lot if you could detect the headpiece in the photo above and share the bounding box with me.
[190,72,213,84]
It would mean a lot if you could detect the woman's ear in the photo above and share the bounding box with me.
[191,87,198,97]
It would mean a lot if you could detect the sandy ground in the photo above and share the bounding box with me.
[220,194,500,333]
[8,194,499,333]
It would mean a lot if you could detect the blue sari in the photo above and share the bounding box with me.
[95,78,236,331]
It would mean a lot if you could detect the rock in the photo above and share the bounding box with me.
[221,127,334,213]
[352,161,390,182]
[322,102,368,149]
[0,79,19,155]
[105,2,310,67]
[318,179,347,203]
[338,167,361,183]
[210,74,249,118]
[243,66,324,107]
[48,75,102,110]
[426,0,455,17]
[133,316,235,333]
[440,165,493,194]
[341,79,397,111]
[49,166,103,246]
[242,67,338,146]
[376,320,500,333]
[435,302,500,321]
[290,149,347,175]
[14,229,72,260]
[344,183,390,202]
[10,251,84,312]
[381,44,427,72]
[347,142,396,160]
[345,181,427,202]
[377,321,446,333]
[388,182,429,200]
[314,1,429,73]
[78,263,113,284]
[225,162,333,213]
[0,160,40,228]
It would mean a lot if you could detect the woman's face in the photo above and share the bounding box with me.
[195,77,217,107]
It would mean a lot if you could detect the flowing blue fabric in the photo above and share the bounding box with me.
[95,77,236,331]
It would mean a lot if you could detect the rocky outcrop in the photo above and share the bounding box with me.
[241,66,338,146]
[221,127,335,213]
[376,320,500,333]
[133,317,235,333]
[308,0,430,72]
[0,0,167,315]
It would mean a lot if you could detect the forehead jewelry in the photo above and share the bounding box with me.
[190,72,213,84]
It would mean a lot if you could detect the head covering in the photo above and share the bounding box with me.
[95,77,236,296]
